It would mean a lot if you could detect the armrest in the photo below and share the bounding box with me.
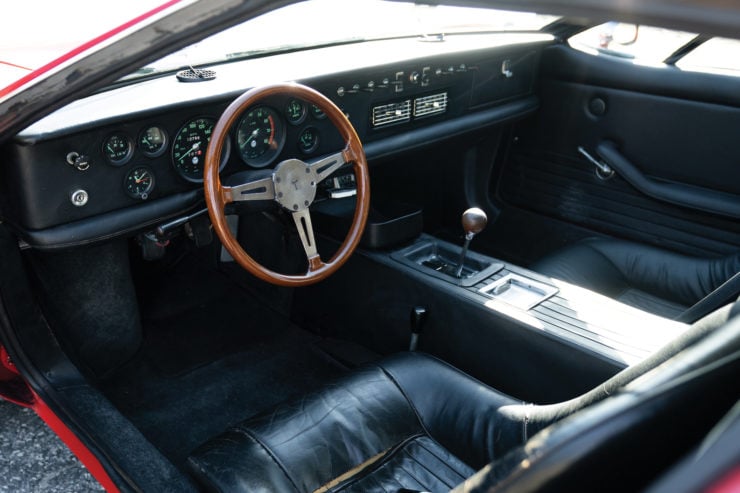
[597,141,740,218]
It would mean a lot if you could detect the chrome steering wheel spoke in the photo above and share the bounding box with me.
[291,208,323,270]
[226,177,276,202]
[309,152,346,183]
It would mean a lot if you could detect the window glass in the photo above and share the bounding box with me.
[677,37,740,75]
[132,0,558,79]
[569,22,697,64]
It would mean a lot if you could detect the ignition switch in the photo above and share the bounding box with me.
[66,151,91,171]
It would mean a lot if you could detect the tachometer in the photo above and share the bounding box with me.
[172,117,229,182]
[235,106,285,168]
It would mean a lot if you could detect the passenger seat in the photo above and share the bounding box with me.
[532,238,740,320]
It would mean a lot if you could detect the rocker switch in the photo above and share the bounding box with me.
[393,71,404,93]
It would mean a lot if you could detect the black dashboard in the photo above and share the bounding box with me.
[0,33,551,248]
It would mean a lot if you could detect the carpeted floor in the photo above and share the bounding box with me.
[102,251,351,466]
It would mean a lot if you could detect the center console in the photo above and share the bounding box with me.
[299,198,689,403]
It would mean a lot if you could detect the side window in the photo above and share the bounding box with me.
[569,22,696,63]
[676,38,740,75]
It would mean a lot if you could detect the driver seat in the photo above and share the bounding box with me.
[187,314,740,493]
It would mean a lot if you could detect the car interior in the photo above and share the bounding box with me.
[0,2,739,492]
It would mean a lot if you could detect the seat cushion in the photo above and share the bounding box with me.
[532,238,740,318]
[187,353,522,493]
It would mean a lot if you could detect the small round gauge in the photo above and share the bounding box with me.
[236,106,286,168]
[124,166,155,200]
[298,127,320,154]
[285,99,307,125]
[310,104,326,120]
[171,117,229,182]
[138,126,168,158]
[103,133,133,166]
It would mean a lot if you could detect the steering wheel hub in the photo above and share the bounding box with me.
[273,158,318,211]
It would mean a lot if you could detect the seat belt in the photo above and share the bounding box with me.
[677,271,740,323]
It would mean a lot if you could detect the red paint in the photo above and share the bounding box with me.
[706,467,740,493]
[0,0,183,99]
[0,344,19,376]
[0,344,119,490]
[32,390,120,492]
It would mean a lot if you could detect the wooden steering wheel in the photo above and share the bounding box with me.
[204,83,370,287]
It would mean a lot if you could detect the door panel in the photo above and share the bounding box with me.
[496,45,740,257]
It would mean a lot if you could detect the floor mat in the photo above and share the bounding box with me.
[102,252,351,466]
[104,323,346,466]
[142,286,295,376]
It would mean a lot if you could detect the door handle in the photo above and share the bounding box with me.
[577,146,614,179]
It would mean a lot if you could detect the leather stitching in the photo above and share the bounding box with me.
[377,364,431,437]
[232,426,301,493]
[332,434,426,492]
[407,439,466,487]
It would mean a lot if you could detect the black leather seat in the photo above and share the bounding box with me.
[188,354,524,492]
[187,314,740,493]
[532,238,740,319]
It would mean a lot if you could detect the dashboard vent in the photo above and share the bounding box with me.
[372,100,411,128]
[414,92,447,118]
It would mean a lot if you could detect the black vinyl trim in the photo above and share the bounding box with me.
[596,141,740,219]
[541,45,740,108]
[12,189,202,250]
[10,98,537,250]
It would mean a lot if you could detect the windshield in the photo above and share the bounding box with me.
[130,0,557,79]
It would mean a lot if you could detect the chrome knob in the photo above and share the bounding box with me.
[461,207,487,239]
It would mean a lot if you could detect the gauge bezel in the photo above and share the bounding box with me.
[123,165,155,200]
[310,104,327,120]
[171,116,230,183]
[298,126,320,155]
[138,125,168,158]
[285,99,307,126]
[235,105,286,168]
[103,132,134,166]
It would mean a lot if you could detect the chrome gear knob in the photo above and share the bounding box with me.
[461,207,487,239]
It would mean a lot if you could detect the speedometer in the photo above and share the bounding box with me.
[172,117,229,182]
[235,106,285,168]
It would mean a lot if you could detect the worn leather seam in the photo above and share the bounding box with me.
[396,459,433,490]
[377,364,432,437]
[401,443,458,488]
[314,448,390,493]
[332,433,426,492]
[414,438,469,482]
[232,426,301,493]
[185,457,226,493]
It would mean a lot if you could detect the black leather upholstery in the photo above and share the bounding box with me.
[188,353,524,493]
[187,313,740,493]
[454,315,740,493]
[532,238,740,318]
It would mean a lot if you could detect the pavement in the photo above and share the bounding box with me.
[0,398,103,492]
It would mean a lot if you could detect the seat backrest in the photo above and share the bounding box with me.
[453,315,740,493]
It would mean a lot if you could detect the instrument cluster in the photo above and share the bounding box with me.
[98,97,334,201]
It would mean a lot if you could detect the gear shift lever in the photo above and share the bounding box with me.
[455,207,487,278]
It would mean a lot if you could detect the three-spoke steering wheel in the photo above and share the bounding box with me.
[204,83,370,286]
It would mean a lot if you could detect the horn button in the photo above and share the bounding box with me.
[273,159,318,211]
